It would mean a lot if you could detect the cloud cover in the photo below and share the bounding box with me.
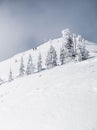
[0,0,97,61]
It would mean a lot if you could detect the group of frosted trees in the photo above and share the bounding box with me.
[45,44,57,69]
[19,53,42,77]
[60,29,89,64]
[8,53,42,82]
[46,29,89,68]
[19,53,42,76]
[19,55,34,77]
[8,29,89,82]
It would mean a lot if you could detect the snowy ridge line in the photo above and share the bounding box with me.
[0,29,97,130]
[0,28,96,85]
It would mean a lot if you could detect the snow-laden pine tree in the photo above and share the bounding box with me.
[37,52,42,72]
[76,35,89,61]
[76,35,83,49]
[81,39,89,59]
[0,78,4,85]
[62,29,74,61]
[60,45,66,65]
[26,54,34,75]
[75,49,83,62]
[19,56,25,77]
[72,33,77,56]
[45,44,57,69]
[8,68,13,82]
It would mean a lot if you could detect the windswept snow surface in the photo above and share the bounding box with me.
[0,39,97,130]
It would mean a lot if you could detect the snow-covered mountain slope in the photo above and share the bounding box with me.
[0,38,97,130]
[0,57,97,130]
[0,38,97,80]
[0,38,63,80]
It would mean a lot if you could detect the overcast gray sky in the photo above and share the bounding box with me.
[0,0,97,61]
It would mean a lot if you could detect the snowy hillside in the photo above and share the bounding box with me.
[0,30,97,130]
[0,38,93,80]
[0,38,64,80]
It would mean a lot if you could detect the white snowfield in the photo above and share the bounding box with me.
[0,38,97,130]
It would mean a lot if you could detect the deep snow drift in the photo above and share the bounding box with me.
[0,37,97,130]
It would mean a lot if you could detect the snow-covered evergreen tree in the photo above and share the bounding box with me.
[60,45,66,65]
[72,33,77,55]
[19,56,25,77]
[26,54,34,75]
[62,28,71,38]
[62,29,74,60]
[45,44,57,69]
[76,35,89,60]
[0,78,4,85]
[37,52,42,72]
[8,68,13,82]
[75,49,83,62]
[81,39,89,59]
[76,35,83,49]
